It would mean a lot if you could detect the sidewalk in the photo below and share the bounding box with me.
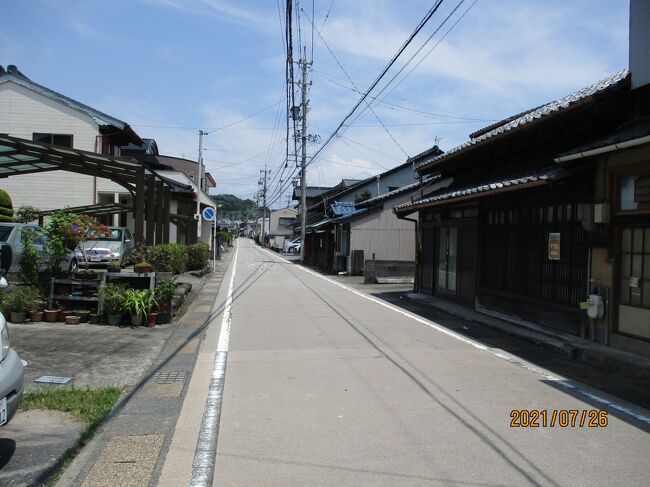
[403,292,650,381]
[55,250,234,487]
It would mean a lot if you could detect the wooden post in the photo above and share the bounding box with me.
[163,186,171,243]
[145,174,155,245]
[134,168,145,244]
[155,180,164,244]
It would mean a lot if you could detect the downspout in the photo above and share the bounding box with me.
[94,135,101,204]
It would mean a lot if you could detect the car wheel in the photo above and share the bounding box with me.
[69,258,78,273]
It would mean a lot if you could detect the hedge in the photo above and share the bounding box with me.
[126,242,208,274]
[0,190,13,223]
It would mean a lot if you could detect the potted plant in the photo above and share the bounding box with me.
[107,261,121,273]
[134,261,152,274]
[120,289,150,326]
[29,297,45,322]
[154,277,176,324]
[44,301,60,322]
[4,287,38,324]
[65,314,81,325]
[99,283,125,326]
[144,290,158,328]
[74,269,99,280]
[73,309,91,323]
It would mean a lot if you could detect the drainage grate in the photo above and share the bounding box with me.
[149,370,188,384]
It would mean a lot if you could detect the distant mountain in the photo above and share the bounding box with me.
[210,194,264,220]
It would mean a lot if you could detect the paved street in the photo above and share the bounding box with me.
[161,239,650,487]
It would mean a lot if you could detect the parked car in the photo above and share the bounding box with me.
[285,237,301,254]
[0,274,24,426]
[0,223,76,274]
[76,227,134,267]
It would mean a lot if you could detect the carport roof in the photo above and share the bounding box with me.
[0,135,190,191]
[39,203,132,217]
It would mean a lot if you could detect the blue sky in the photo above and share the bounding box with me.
[3,0,629,207]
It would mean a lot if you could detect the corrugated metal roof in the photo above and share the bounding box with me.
[394,166,574,213]
[413,69,630,171]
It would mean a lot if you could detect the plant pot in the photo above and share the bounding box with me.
[10,311,27,323]
[156,311,171,324]
[44,309,60,323]
[74,271,99,281]
[147,312,158,328]
[107,313,122,326]
[65,315,81,325]
[134,265,151,274]
[130,313,144,326]
[76,311,90,323]
[29,311,44,322]
[58,310,74,322]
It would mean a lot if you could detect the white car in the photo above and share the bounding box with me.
[285,238,301,254]
[0,275,24,426]
[76,227,135,267]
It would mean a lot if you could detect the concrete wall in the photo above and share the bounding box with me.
[270,208,297,236]
[0,80,125,210]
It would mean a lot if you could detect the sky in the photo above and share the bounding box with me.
[3,0,629,208]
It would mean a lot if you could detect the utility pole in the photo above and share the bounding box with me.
[299,46,311,264]
[196,129,206,240]
[259,167,270,247]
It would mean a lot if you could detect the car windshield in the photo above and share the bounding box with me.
[88,228,122,241]
[0,225,14,242]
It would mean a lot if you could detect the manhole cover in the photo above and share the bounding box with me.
[34,375,72,385]
[149,370,188,384]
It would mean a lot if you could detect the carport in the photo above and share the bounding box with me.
[0,135,191,244]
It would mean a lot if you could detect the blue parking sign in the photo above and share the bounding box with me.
[202,207,215,221]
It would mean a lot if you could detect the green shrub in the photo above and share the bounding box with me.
[0,189,13,212]
[14,205,40,223]
[187,242,209,270]
[0,214,14,223]
[128,244,189,275]
[19,229,42,287]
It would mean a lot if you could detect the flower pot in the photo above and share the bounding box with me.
[29,311,44,322]
[58,310,73,322]
[134,265,151,274]
[44,309,60,323]
[107,313,122,326]
[65,315,81,325]
[130,313,144,326]
[157,302,169,313]
[76,311,90,323]
[10,311,27,323]
[146,312,158,328]
[156,311,171,324]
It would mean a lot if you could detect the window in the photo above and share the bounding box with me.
[33,133,73,147]
[278,217,294,229]
[620,227,650,309]
[618,174,650,212]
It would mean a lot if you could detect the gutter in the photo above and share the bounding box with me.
[554,134,650,162]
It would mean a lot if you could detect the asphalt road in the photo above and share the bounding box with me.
[168,239,650,486]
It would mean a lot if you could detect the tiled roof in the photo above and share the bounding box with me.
[413,69,630,171]
[293,186,333,199]
[394,166,572,213]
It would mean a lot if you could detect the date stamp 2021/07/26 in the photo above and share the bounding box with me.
[510,409,608,428]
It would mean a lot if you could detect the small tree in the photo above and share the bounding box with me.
[354,190,372,204]
[14,205,40,224]
[44,210,109,271]
[19,229,42,287]
[0,189,14,223]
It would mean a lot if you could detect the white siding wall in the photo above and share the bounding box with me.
[349,192,417,262]
[0,81,124,209]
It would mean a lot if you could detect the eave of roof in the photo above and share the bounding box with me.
[394,165,579,214]
[0,66,143,145]
[413,69,630,174]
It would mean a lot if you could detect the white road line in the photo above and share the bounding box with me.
[260,246,650,426]
[190,241,240,487]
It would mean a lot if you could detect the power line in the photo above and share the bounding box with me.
[306,0,446,169]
